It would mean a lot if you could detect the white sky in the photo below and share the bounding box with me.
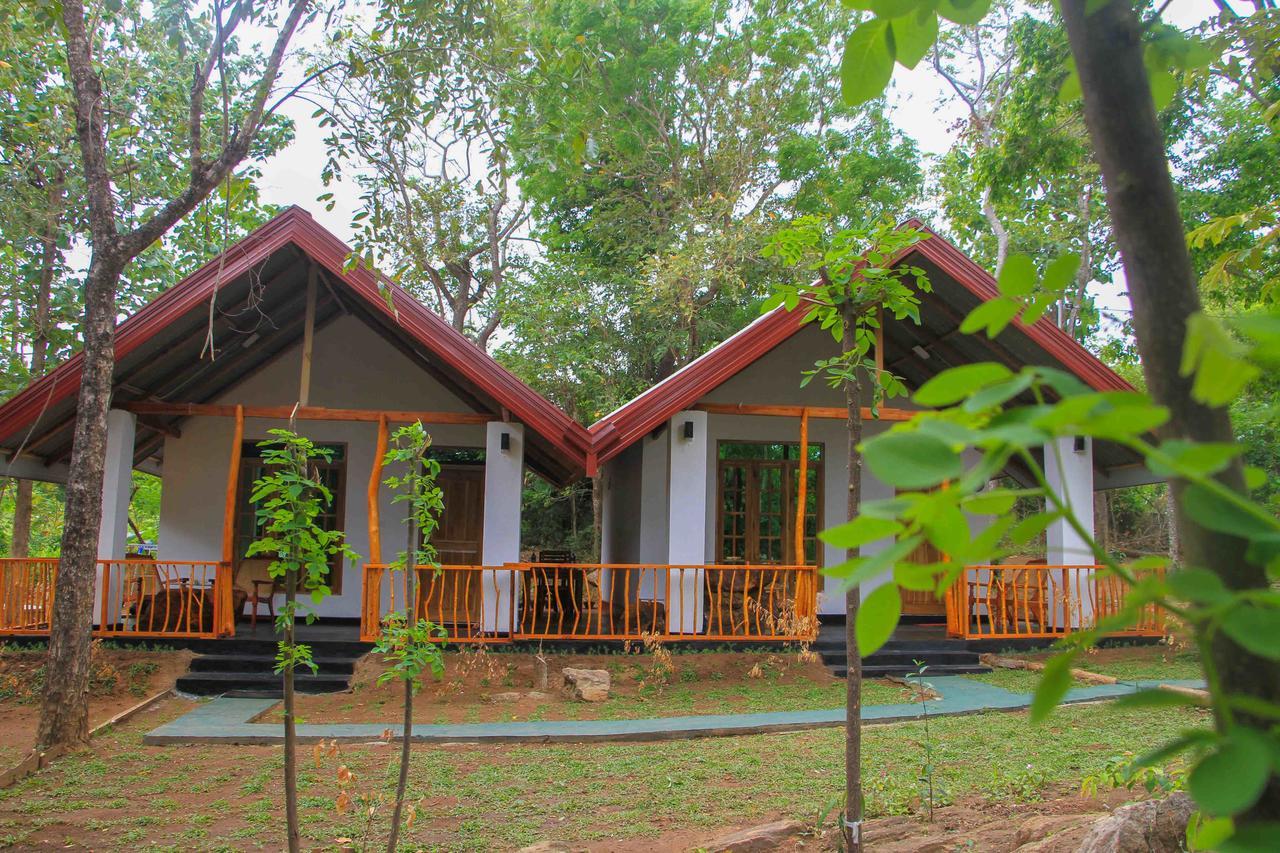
[252,0,1225,338]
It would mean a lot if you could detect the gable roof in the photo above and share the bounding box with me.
[589,221,1134,468]
[0,206,591,481]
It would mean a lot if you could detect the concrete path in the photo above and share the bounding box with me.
[143,676,1205,745]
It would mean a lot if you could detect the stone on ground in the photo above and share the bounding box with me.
[561,667,611,702]
[515,842,579,853]
[701,819,806,852]
[1075,793,1195,853]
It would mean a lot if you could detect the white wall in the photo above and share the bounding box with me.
[156,313,492,618]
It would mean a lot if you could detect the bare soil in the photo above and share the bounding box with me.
[0,644,191,765]
[280,648,916,725]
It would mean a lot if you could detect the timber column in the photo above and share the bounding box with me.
[666,409,707,634]
[482,421,523,633]
[94,408,136,626]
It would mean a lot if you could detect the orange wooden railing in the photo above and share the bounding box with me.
[360,564,514,643]
[0,558,231,639]
[945,564,1165,640]
[360,563,819,644]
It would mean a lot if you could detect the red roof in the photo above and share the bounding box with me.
[0,207,591,473]
[589,221,1132,465]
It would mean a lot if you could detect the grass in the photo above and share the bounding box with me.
[0,699,1211,851]
[1078,650,1202,682]
[961,668,1045,693]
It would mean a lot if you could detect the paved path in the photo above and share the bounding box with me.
[143,676,1205,745]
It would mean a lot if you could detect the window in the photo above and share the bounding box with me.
[716,441,822,566]
[234,440,347,593]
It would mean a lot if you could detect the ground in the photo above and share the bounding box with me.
[279,648,919,725]
[0,642,191,766]
[0,641,1205,851]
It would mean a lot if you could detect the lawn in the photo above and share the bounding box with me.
[1018,643,1204,683]
[0,696,1209,851]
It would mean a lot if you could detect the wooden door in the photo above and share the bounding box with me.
[716,455,820,566]
[422,466,485,629]
[900,539,948,616]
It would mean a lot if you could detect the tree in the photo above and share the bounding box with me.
[37,0,312,752]
[315,3,532,347]
[374,422,447,851]
[246,429,356,853]
[762,217,928,852]
[835,0,1280,838]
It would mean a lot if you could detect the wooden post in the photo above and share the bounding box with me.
[794,407,809,565]
[367,414,389,565]
[221,405,245,566]
[299,266,318,406]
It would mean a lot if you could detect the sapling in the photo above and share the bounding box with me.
[246,428,357,853]
[375,422,447,852]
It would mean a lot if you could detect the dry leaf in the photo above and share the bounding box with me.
[335,790,351,814]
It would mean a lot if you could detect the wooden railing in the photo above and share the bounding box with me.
[945,564,1165,640]
[360,564,514,643]
[360,563,819,644]
[0,558,232,639]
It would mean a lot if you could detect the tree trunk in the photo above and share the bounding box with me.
[981,185,1010,276]
[388,513,419,851]
[11,179,64,559]
[1061,0,1280,819]
[283,562,300,853]
[840,303,863,853]
[35,256,121,750]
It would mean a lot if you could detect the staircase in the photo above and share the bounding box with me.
[816,619,990,678]
[176,630,368,697]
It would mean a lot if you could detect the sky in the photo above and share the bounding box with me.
[250,0,1225,335]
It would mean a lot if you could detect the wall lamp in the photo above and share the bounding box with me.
[500,431,511,452]
[682,420,695,440]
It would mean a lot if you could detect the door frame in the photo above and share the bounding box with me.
[715,440,824,566]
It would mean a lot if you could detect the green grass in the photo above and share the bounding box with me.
[1081,651,1202,682]
[962,669,1045,693]
[0,700,1211,851]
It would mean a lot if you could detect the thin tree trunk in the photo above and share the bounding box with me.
[283,560,300,853]
[12,179,65,560]
[1061,0,1280,819]
[840,303,863,853]
[981,185,1010,276]
[388,511,418,851]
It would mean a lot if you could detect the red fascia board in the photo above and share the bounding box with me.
[589,219,1132,466]
[0,207,591,472]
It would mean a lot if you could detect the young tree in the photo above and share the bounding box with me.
[834,0,1280,838]
[36,0,313,752]
[246,429,356,853]
[375,422,447,850]
[762,217,929,852]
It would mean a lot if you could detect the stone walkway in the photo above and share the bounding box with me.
[143,675,1205,745]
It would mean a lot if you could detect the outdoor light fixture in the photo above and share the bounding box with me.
[1073,435,1086,453]
[500,431,511,451]
[683,420,695,440]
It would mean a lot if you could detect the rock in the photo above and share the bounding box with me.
[1015,814,1097,848]
[562,668,611,702]
[487,690,553,703]
[702,819,806,852]
[516,843,576,853]
[1075,793,1195,853]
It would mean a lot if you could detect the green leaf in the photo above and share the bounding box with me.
[825,535,923,587]
[1183,484,1278,540]
[863,431,964,490]
[1030,651,1077,722]
[1188,729,1272,816]
[820,515,905,549]
[1187,814,1235,852]
[924,503,970,555]
[870,0,919,16]
[1221,605,1280,660]
[937,0,991,26]
[913,363,1013,407]
[960,297,1020,337]
[997,254,1037,297]
[1148,441,1244,479]
[841,20,895,107]
[1180,312,1261,408]
[856,583,902,656]
[1041,253,1081,294]
[1166,568,1231,605]
[889,9,938,70]
[1216,821,1280,852]
[962,373,1035,413]
[1245,466,1267,491]
[1058,66,1082,104]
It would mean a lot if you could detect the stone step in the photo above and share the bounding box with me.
[187,654,357,675]
[176,670,351,696]
[829,663,991,678]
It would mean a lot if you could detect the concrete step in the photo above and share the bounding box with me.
[187,654,357,675]
[176,670,351,696]
[829,663,992,678]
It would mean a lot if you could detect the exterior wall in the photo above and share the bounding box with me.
[156,313,495,619]
[601,443,643,565]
